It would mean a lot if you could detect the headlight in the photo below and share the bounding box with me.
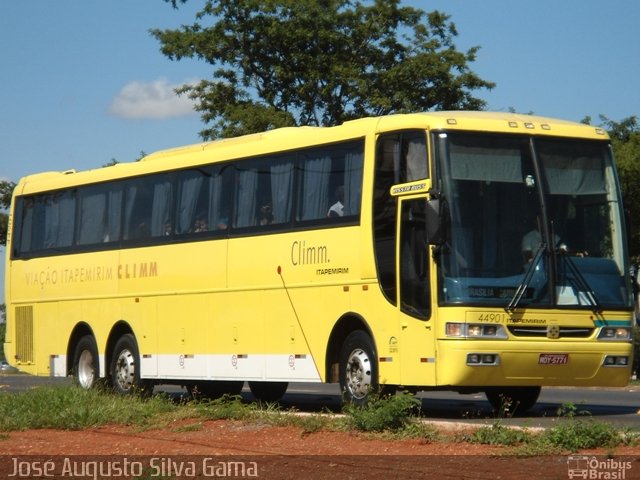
[598,327,631,341]
[445,323,463,337]
[445,323,508,339]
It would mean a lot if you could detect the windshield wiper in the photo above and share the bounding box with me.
[557,251,602,314]
[505,243,546,313]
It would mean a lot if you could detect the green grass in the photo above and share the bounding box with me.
[0,386,177,431]
[462,420,533,446]
[0,387,637,454]
[342,392,421,433]
[463,403,640,454]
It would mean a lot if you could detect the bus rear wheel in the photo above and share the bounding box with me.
[248,381,288,403]
[485,386,541,414]
[110,334,152,396]
[339,330,379,406]
[72,335,99,390]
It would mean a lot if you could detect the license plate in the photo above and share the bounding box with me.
[539,353,569,365]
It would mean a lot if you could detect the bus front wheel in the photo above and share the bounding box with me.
[485,386,541,414]
[110,334,151,396]
[72,335,99,390]
[339,330,379,406]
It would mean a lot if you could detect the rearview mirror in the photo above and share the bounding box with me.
[425,196,444,245]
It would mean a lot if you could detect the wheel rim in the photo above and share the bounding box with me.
[345,348,372,399]
[114,348,136,391]
[77,350,95,389]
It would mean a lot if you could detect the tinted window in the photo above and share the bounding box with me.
[234,155,295,228]
[175,166,232,235]
[123,174,173,240]
[298,142,363,222]
[77,183,122,245]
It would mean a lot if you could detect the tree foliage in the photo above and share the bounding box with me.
[600,115,640,262]
[0,180,16,246]
[153,0,494,140]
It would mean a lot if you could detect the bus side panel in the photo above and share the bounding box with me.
[6,250,121,377]
[261,287,324,381]
[156,294,212,380]
[117,241,227,380]
[226,228,363,383]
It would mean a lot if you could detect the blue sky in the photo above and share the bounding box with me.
[1,0,639,303]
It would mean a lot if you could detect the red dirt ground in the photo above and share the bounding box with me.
[1,419,640,479]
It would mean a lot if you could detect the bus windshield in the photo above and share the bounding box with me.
[435,132,631,310]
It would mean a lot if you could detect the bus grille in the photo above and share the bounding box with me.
[14,306,34,363]
[507,326,594,338]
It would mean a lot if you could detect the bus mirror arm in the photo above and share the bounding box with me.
[425,189,444,246]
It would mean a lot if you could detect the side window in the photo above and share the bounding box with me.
[77,183,122,245]
[44,191,76,249]
[13,190,77,253]
[266,156,294,226]
[176,165,233,234]
[16,197,36,255]
[212,165,233,231]
[399,199,430,318]
[373,136,399,304]
[19,190,76,253]
[373,131,428,305]
[124,174,173,240]
[234,155,294,228]
[234,162,258,228]
[298,149,331,221]
[404,131,428,182]
[298,141,364,222]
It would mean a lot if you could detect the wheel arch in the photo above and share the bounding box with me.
[66,322,97,376]
[325,312,376,383]
[105,320,136,377]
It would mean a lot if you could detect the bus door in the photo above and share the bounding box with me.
[397,194,437,386]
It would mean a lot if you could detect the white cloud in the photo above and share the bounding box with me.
[109,78,198,120]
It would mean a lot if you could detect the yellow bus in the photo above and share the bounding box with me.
[4,111,634,411]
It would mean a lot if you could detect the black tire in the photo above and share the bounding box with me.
[339,330,379,406]
[248,381,288,403]
[190,381,244,399]
[72,335,99,390]
[485,386,541,415]
[110,334,152,396]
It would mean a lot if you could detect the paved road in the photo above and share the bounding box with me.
[277,382,640,430]
[1,374,638,429]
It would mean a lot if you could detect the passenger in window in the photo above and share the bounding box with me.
[258,203,274,225]
[164,221,172,236]
[194,214,208,232]
[327,185,344,218]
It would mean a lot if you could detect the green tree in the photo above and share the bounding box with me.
[0,180,16,246]
[599,115,640,262]
[153,0,494,140]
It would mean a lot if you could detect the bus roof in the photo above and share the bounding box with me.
[370,111,609,139]
[14,111,609,195]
